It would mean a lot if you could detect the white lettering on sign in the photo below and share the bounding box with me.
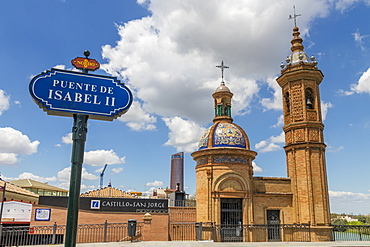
[100,200,165,209]
[47,79,116,107]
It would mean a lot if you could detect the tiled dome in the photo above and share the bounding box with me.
[198,122,249,150]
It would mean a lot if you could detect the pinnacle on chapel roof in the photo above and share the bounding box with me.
[280,26,318,69]
[291,26,304,53]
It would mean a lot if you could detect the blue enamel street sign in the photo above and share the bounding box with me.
[29,68,133,121]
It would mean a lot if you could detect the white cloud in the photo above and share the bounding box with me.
[57,167,73,181]
[142,186,156,196]
[334,0,370,12]
[352,29,369,51]
[261,77,283,111]
[337,89,354,96]
[145,180,163,187]
[4,172,57,183]
[348,68,370,94]
[0,128,39,154]
[229,78,260,116]
[57,181,95,192]
[252,161,264,173]
[118,101,157,131]
[61,133,73,144]
[95,167,105,173]
[101,0,331,134]
[255,131,285,153]
[330,190,370,214]
[18,172,57,182]
[57,167,99,182]
[271,114,284,128]
[163,116,206,153]
[84,149,125,166]
[56,182,70,190]
[259,143,282,153]
[0,153,18,166]
[327,145,344,152]
[0,90,10,115]
[53,64,66,70]
[270,132,285,143]
[321,101,333,121]
[80,184,96,192]
[3,169,97,193]
[255,140,267,150]
[112,167,123,174]
[0,127,40,165]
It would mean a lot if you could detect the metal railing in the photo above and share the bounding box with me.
[332,225,370,241]
[170,223,311,242]
[3,222,370,245]
[0,221,142,246]
[168,199,196,207]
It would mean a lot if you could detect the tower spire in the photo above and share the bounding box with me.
[213,61,233,123]
[290,26,304,53]
[280,22,318,69]
[288,6,304,53]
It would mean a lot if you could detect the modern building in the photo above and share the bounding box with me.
[0,179,39,204]
[192,25,331,241]
[170,152,184,192]
[10,178,68,197]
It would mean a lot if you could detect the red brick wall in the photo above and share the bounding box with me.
[30,205,169,241]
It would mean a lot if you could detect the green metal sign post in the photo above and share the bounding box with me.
[65,51,91,247]
[65,113,88,247]
[29,50,132,247]
[65,52,91,247]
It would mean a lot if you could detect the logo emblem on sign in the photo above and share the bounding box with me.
[91,200,101,209]
[71,57,100,71]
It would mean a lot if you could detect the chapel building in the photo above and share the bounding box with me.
[191,26,331,241]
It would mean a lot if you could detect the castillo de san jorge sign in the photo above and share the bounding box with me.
[29,68,132,121]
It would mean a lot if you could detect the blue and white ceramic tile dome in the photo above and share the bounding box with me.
[198,122,249,150]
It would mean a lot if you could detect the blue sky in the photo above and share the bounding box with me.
[1,0,370,215]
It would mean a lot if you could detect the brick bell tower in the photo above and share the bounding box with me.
[276,26,331,239]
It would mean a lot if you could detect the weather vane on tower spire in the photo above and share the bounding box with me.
[289,5,301,27]
[216,61,229,83]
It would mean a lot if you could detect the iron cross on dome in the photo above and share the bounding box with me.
[289,5,301,27]
[216,61,229,83]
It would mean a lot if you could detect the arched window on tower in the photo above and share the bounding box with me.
[305,88,314,109]
[221,98,230,116]
[284,92,290,113]
[215,98,231,117]
[216,104,222,116]
[222,98,227,116]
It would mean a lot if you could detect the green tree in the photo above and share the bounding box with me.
[332,218,348,225]
[355,215,367,224]
[348,221,364,225]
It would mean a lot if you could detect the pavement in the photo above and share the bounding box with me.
[27,241,370,247]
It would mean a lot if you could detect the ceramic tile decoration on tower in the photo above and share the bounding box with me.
[192,25,331,242]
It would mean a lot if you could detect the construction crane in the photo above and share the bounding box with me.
[100,164,108,189]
